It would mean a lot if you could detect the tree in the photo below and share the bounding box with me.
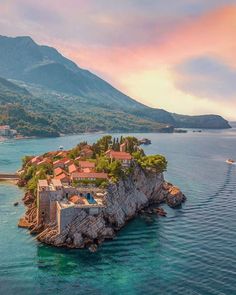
[93,135,112,155]
[109,160,122,178]
[123,136,139,153]
[22,155,33,168]
[138,155,167,173]
[96,156,110,173]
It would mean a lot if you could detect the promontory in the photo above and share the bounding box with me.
[17,136,186,250]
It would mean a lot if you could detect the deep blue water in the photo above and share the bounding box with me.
[0,129,236,295]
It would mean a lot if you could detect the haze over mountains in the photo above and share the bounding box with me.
[0,35,231,136]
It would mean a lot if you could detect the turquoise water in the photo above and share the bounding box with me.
[0,129,236,294]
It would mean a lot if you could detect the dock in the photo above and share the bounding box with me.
[0,173,19,181]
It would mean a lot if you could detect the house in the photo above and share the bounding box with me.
[51,178,63,190]
[56,151,68,157]
[0,125,11,136]
[106,150,132,167]
[38,179,49,190]
[120,142,127,152]
[80,146,93,158]
[37,158,51,166]
[64,159,73,168]
[78,161,95,172]
[54,167,65,176]
[53,158,67,169]
[71,172,108,181]
[55,173,70,184]
[68,164,78,174]
[31,156,43,165]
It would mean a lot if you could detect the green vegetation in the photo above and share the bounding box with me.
[0,77,171,137]
[19,136,168,192]
[20,160,53,194]
[136,155,168,173]
[0,78,60,137]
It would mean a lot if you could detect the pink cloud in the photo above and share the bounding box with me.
[58,4,236,80]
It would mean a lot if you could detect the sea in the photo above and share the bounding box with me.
[0,126,236,295]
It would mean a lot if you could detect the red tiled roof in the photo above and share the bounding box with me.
[68,164,77,173]
[53,158,68,165]
[80,147,93,155]
[78,161,95,168]
[69,195,86,205]
[54,167,64,176]
[55,173,70,181]
[71,172,108,179]
[31,156,42,164]
[37,158,51,166]
[109,151,132,160]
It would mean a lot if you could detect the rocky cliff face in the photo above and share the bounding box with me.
[19,165,186,250]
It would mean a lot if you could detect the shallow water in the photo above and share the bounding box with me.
[0,129,236,294]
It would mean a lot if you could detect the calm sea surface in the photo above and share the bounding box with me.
[0,128,236,295]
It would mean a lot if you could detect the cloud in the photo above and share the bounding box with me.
[174,57,236,101]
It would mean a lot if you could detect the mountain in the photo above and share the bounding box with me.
[0,77,60,137]
[0,35,231,136]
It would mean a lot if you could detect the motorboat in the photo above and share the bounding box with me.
[139,138,151,145]
[226,159,235,164]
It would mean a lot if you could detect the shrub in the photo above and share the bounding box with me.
[138,155,167,173]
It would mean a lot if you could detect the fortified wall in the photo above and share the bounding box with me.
[37,179,107,233]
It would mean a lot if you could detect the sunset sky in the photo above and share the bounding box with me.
[0,0,235,120]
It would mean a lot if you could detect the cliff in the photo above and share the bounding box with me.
[19,165,186,250]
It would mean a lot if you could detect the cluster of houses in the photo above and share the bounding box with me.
[34,143,133,232]
[31,144,132,185]
[0,125,17,138]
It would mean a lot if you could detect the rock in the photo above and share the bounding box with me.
[66,237,72,244]
[156,207,167,217]
[100,227,114,238]
[73,233,84,248]
[18,217,31,228]
[165,185,186,208]
[14,202,19,206]
[88,244,98,253]
[20,164,186,250]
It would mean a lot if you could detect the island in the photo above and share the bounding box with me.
[17,136,186,251]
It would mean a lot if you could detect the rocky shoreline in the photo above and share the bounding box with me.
[18,165,186,251]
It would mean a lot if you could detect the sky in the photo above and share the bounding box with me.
[0,0,236,120]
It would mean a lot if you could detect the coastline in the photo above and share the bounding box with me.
[15,135,186,250]
[19,165,186,250]
[1,123,234,143]
[0,179,18,185]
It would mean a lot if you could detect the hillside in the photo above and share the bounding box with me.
[0,78,60,137]
[0,35,231,134]
[0,78,171,136]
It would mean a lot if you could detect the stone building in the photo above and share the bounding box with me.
[37,179,106,233]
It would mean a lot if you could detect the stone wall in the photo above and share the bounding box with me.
[35,164,186,249]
